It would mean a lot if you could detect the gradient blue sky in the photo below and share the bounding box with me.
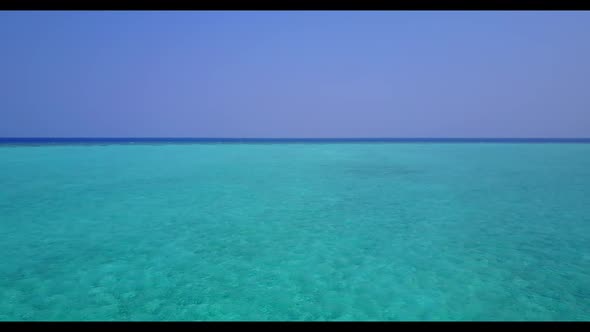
[1,11,589,138]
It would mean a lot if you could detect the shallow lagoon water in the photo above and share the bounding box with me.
[1,143,589,320]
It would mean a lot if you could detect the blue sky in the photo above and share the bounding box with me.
[1,11,589,137]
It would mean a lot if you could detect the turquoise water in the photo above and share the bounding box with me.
[1,143,589,321]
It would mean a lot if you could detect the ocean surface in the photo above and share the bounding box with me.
[1,141,589,321]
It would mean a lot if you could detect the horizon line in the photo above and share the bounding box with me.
[2,137,590,142]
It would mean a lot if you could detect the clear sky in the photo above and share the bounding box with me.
[1,11,589,138]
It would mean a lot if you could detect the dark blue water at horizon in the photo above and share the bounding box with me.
[2,137,590,145]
